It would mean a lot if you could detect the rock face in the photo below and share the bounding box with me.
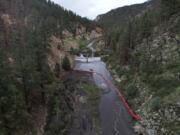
[134,105,180,135]
[135,32,179,64]
[76,26,86,35]
[133,122,146,135]
[0,14,16,25]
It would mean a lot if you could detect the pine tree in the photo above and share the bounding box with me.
[0,46,27,134]
[27,27,53,104]
[54,63,61,78]
[62,55,71,71]
[161,0,180,18]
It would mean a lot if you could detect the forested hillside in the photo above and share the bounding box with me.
[0,0,99,135]
[98,0,180,134]
[1,0,179,134]
[96,0,161,30]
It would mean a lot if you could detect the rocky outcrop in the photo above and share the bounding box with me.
[134,105,180,135]
[0,14,16,25]
[135,31,179,64]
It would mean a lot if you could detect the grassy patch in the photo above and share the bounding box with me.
[79,40,89,49]
[163,87,180,105]
[64,39,73,45]
[107,54,119,68]
[83,83,101,96]
[149,97,161,111]
[163,121,180,134]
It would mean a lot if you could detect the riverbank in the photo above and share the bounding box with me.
[66,71,102,135]
[105,55,180,135]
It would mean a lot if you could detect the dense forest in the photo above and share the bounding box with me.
[104,0,180,50]
[97,0,161,30]
[100,0,180,134]
[0,0,97,134]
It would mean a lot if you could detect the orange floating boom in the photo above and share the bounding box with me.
[72,68,142,120]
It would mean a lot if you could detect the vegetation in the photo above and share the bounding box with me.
[79,39,89,49]
[0,0,179,134]
[45,80,73,135]
[97,0,161,30]
[101,2,180,134]
[149,97,161,111]
[161,0,180,19]
[62,55,71,71]
[0,47,27,134]
[0,0,96,134]
[103,0,180,111]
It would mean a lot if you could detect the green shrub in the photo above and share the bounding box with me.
[57,45,61,50]
[79,40,89,49]
[70,47,80,55]
[145,76,180,97]
[45,81,71,135]
[141,61,164,76]
[163,87,180,105]
[83,84,100,97]
[54,63,61,77]
[126,84,138,99]
[149,97,161,111]
[62,56,71,71]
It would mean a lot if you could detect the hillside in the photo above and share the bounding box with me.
[97,0,180,135]
[0,0,102,135]
[96,0,161,30]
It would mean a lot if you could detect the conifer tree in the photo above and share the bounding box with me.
[62,55,71,71]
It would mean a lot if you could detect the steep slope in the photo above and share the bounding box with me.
[0,0,102,135]
[96,0,161,30]
[98,0,180,135]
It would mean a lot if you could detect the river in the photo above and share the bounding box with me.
[75,55,137,135]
